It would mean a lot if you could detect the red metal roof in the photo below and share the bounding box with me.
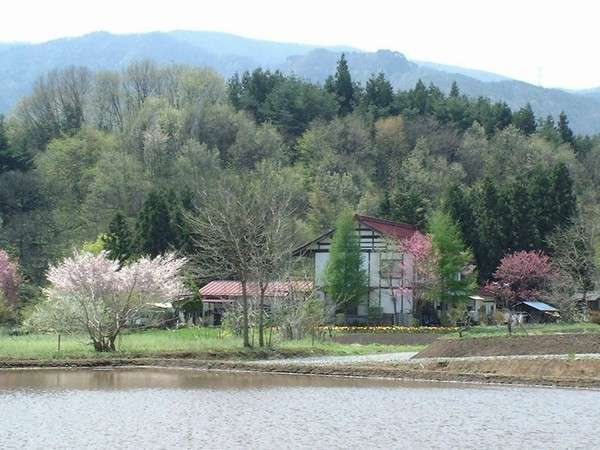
[200,280,313,300]
[293,215,419,256]
[355,215,418,241]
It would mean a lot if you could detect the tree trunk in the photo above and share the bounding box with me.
[109,335,117,351]
[258,287,265,347]
[92,337,115,352]
[392,297,398,326]
[241,280,251,347]
[506,300,513,336]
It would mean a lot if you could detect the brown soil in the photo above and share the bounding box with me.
[0,348,329,366]
[415,333,600,359]
[3,354,600,388]
[331,333,440,346]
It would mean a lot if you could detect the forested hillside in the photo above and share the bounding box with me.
[0,56,599,296]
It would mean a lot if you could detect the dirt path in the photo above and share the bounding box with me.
[248,352,418,366]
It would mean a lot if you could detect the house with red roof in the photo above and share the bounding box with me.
[199,280,313,325]
[294,214,419,325]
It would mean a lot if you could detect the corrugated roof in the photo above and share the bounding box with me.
[519,301,559,312]
[355,215,418,240]
[200,280,313,299]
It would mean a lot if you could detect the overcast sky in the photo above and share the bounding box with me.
[2,0,599,89]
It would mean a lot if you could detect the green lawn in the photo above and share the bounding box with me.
[3,323,599,359]
[454,322,600,338]
[0,327,423,360]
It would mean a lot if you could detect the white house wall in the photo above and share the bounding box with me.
[315,252,330,287]
[309,223,415,322]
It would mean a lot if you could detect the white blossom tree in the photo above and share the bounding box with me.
[28,250,188,351]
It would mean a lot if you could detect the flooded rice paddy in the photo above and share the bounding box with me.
[1,368,599,449]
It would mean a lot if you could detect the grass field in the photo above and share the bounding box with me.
[3,322,598,360]
[456,322,600,338]
[0,326,424,360]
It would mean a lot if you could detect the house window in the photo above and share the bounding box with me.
[379,253,403,280]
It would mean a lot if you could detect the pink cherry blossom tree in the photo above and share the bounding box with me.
[0,250,20,308]
[29,250,188,351]
[485,250,557,333]
[385,232,438,325]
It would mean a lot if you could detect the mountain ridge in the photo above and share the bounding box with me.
[0,30,598,133]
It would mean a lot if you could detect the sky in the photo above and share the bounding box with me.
[2,0,599,89]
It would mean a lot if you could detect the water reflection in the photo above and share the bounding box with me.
[1,368,599,449]
[0,367,468,391]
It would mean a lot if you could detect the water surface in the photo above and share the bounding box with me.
[1,368,599,449]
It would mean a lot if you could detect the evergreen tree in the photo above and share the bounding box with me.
[409,79,429,115]
[549,162,577,228]
[227,73,242,110]
[388,187,429,230]
[472,178,509,280]
[446,184,479,258]
[325,54,355,116]
[324,211,368,313]
[364,73,394,116]
[503,177,539,250]
[557,111,575,145]
[512,103,537,135]
[528,165,559,247]
[491,101,513,133]
[428,211,476,308]
[538,115,560,143]
[135,191,176,257]
[102,213,132,263]
[449,81,460,98]
[263,77,337,138]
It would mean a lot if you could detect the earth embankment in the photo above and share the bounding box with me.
[415,333,600,359]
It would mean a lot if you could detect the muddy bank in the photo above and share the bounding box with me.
[331,333,440,346]
[416,333,600,359]
[0,348,329,368]
[204,357,600,388]
[3,354,600,388]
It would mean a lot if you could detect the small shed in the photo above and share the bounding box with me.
[572,292,600,312]
[467,295,496,323]
[514,301,560,323]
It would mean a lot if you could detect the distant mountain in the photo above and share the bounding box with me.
[283,50,600,134]
[413,60,511,83]
[0,31,599,134]
[0,42,24,52]
[574,87,600,101]
[169,30,356,67]
[0,31,355,112]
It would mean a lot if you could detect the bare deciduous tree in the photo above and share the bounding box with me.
[548,212,599,317]
[187,163,299,347]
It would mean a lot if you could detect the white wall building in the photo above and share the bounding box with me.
[294,215,420,325]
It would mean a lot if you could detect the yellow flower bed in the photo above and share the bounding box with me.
[323,326,458,334]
